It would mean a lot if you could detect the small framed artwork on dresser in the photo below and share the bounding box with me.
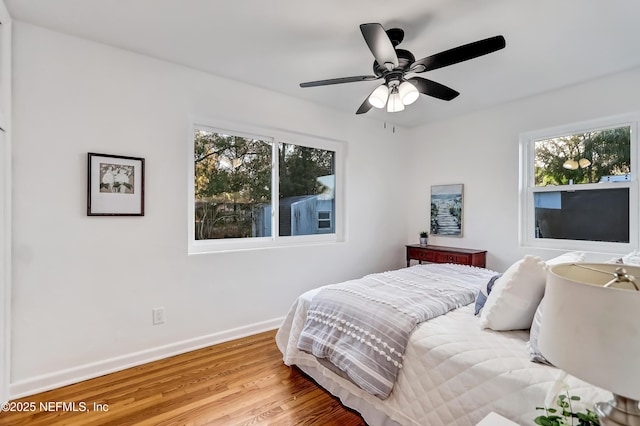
[430,184,463,237]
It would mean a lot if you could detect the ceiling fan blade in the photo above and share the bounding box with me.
[411,35,506,73]
[300,75,379,88]
[408,77,459,101]
[360,23,399,70]
[356,99,373,115]
[355,88,377,114]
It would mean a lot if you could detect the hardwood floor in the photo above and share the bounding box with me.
[0,330,366,426]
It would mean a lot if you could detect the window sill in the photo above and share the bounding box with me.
[519,237,635,255]
[188,234,344,255]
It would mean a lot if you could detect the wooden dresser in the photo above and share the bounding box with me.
[406,244,487,268]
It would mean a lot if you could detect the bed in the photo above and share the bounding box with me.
[276,260,609,426]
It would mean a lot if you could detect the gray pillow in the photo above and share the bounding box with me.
[474,274,502,315]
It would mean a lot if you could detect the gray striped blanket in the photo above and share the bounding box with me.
[296,263,496,399]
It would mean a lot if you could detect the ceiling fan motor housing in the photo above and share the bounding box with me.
[373,49,415,76]
[385,28,405,46]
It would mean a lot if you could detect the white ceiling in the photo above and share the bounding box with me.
[6,0,640,128]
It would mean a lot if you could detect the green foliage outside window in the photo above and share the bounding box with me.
[535,127,630,187]
[279,143,334,198]
[194,129,335,240]
[194,130,272,240]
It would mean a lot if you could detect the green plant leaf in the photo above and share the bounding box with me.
[535,416,561,426]
[533,392,600,426]
[577,411,599,424]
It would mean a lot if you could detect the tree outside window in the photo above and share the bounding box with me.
[534,127,630,186]
[193,128,337,241]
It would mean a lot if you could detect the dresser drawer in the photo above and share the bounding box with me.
[435,252,472,264]
[407,247,436,262]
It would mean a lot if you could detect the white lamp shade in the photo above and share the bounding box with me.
[368,84,389,109]
[387,92,405,112]
[398,81,419,105]
[538,263,640,401]
[563,159,579,170]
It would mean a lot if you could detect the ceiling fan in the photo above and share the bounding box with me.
[300,23,506,114]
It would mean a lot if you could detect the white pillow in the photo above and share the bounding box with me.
[527,298,553,365]
[479,255,547,331]
[622,250,640,265]
[602,250,640,265]
[545,251,585,266]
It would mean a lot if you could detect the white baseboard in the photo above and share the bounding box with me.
[10,317,284,399]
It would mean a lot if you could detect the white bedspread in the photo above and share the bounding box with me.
[297,264,495,399]
[276,265,609,426]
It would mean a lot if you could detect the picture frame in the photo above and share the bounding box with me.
[430,184,463,237]
[87,152,145,216]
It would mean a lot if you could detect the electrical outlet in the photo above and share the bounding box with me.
[152,307,165,325]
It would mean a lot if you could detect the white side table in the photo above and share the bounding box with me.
[477,412,520,425]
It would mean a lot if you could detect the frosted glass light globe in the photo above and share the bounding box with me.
[368,84,389,109]
[387,92,405,112]
[398,81,419,105]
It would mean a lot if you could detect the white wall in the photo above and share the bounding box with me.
[0,0,11,405]
[10,22,410,396]
[407,66,640,271]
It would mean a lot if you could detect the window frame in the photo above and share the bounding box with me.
[188,118,345,254]
[519,112,639,252]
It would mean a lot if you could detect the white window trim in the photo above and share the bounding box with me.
[188,118,346,254]
[519,112,639,253]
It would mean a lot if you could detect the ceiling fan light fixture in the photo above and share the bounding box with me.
[579,158,592,168]
[563,160,579,170]
[387,90,404,113]
[398,81,419,105]
[368,84,389,109]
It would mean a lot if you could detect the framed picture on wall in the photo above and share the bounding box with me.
[87,152,145,216]
[430,184,463,237]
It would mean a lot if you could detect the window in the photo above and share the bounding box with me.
[520,113,638,251]
[193,130,272,240]
[190,122,343,253]
[278,143,335,237]
[317,211,332,231]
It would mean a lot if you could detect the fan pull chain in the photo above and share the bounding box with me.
[382,121,396,133]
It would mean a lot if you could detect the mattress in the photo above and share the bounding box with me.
[276,268,609,426]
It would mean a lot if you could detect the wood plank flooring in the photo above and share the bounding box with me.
[0,330,366,426]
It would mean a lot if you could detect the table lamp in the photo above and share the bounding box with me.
[538,263,640,426]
